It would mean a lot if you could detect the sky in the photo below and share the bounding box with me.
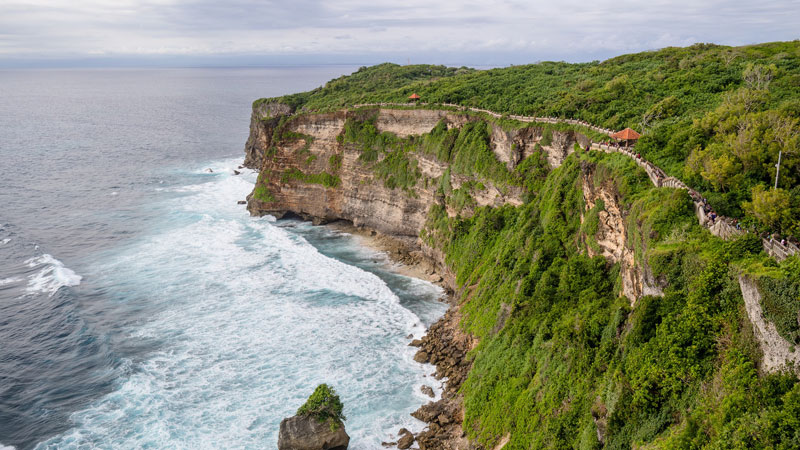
[0,0,799,68]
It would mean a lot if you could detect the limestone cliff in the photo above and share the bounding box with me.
[245,105,661,301]
[244,107,573,240]
[580,161,664,303]
[243,101,294,170]
[739,275,800,375]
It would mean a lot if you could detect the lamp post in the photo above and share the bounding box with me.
[774,150,782,189]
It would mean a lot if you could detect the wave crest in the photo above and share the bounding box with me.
[24,254,82,296]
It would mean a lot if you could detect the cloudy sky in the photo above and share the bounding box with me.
[1,0,798,67]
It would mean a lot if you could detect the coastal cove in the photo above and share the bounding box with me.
[0,68,449,449]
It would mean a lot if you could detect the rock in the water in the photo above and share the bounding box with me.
[420,385,435,398]
[397,429,414,449]
[277,415,349,450]
[233,170,241,175]
[238,200,247,205]
[206,168,213,173]
[408,339,423,347]
[413,351,429,363]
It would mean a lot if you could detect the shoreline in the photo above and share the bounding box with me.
[326,221,449,291]
[322,220,474,450]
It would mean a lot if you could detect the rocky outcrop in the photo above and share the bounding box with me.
[739,275,800,374]
[278,415,350,450]
[580,162,664,303]
[245,106,586,238]
[410,309,476,450]
[396,429,415,449]
[244,101,295,170]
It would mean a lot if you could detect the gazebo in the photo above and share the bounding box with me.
[611,128,641,147]
[408,93,421,101]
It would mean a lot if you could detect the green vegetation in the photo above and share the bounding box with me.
[420,151,799,449]
[281,168,341,188]
[259,41,800,236]
[255,63,471,111]
[340,116,553,197]
[423,120,510,184]
[341,115,421,192]
[253,171,275,202]
[297,384,346,430]
[755,258,800,344]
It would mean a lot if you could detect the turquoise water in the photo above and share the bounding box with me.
[0,68,446,449]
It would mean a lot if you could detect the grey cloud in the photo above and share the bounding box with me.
[0,0,798,66]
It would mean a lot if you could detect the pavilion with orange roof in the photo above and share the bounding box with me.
[611,127,641,147]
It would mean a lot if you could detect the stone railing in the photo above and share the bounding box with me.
[763,239,800,261]
[591,142,752,242]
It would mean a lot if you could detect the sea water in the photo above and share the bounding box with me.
[0,68,447,449]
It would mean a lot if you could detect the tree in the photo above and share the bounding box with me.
[742,63,777,90]
[768,112,800,189]
[742,185,794,232]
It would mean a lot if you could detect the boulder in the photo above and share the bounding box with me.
[277,415,349,450]
[420,385,435,398]
[397,429,415,449]
[238,200,247,205]
[234,170,241,175]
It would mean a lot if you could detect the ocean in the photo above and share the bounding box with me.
[0,67,447,449]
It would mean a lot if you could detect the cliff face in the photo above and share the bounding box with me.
[245,105,658,299]
[739,275,800,374]
[245,107,579,239]
[580,163,664,303]
[243,102,294,170]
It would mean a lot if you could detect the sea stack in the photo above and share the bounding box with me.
[278,384,349,450]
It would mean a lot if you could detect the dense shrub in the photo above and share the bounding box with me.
[297,384,346,430]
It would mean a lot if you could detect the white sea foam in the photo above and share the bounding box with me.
[24,254,82,296]
[0,277,23,286]
[1,443,17,450]
[35,159,444,449]
[1,238,10,245]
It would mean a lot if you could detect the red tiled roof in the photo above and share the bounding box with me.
[408,93,421,99]
[612,128,641,140]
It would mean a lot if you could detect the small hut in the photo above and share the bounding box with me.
[408,93,421,102]
[611,128,641,148]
